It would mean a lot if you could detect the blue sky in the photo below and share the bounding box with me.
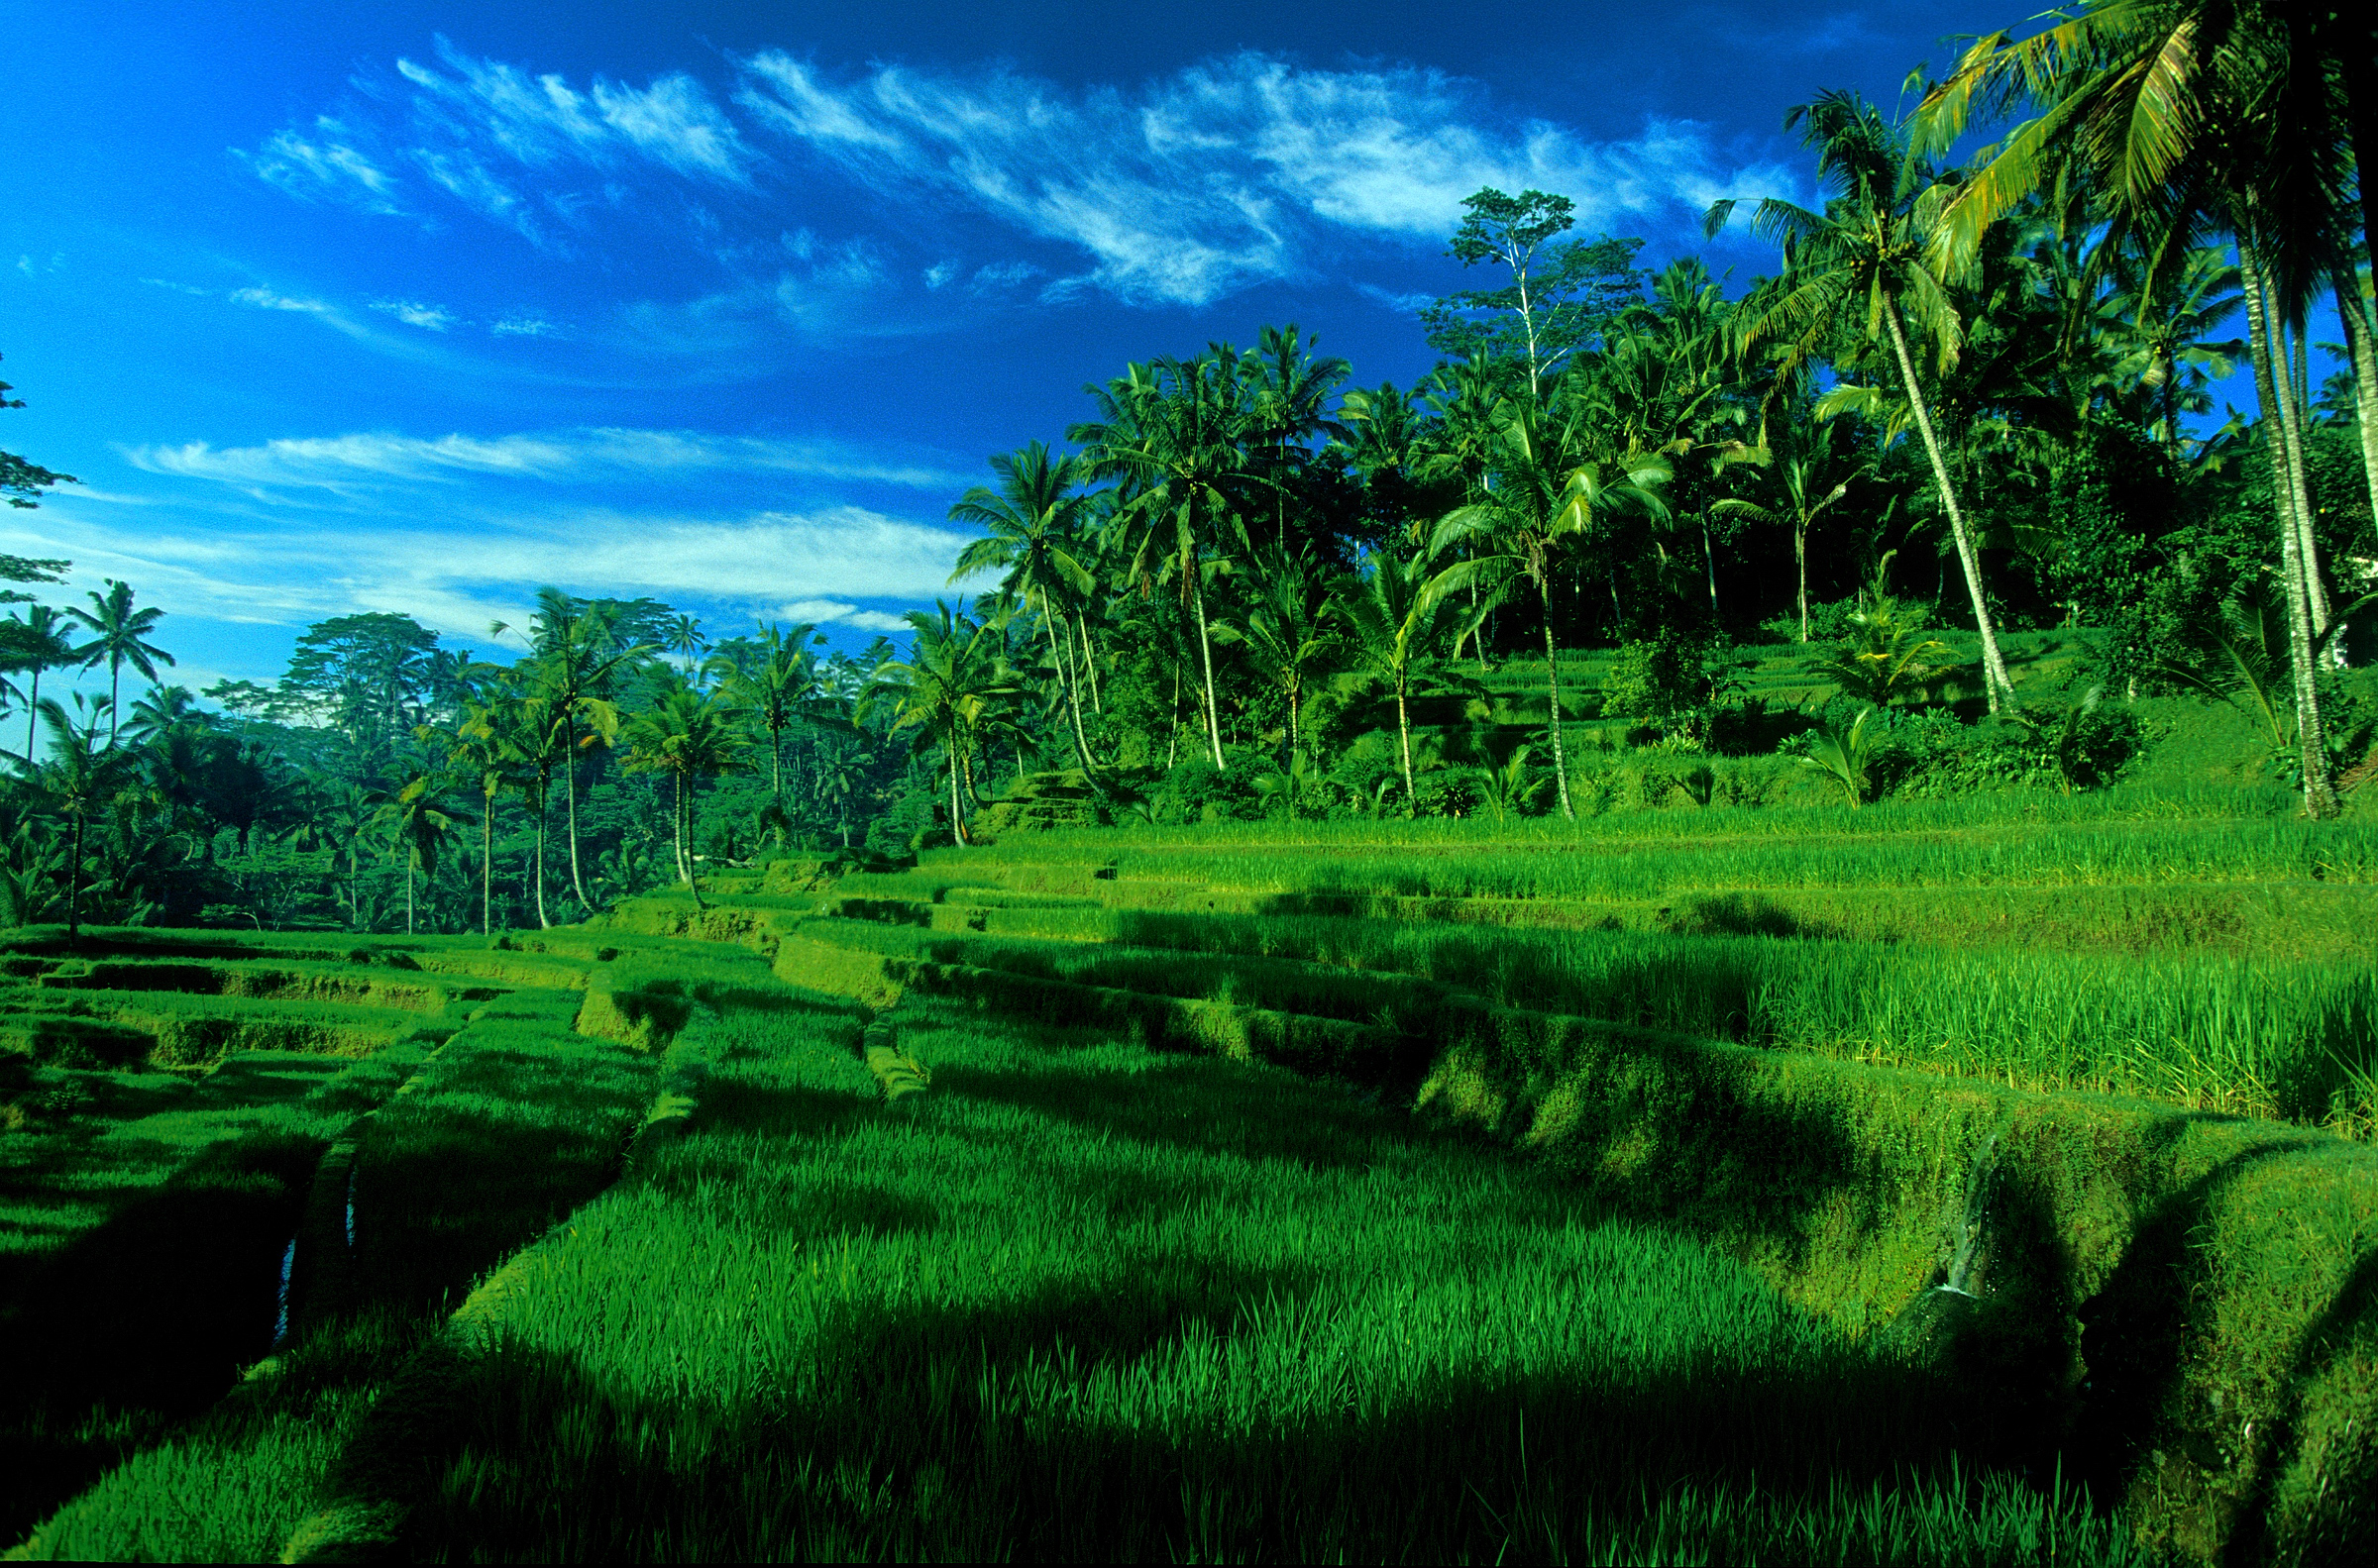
[2,0,1993,693]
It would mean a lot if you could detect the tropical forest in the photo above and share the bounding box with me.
[2,3,2376,1563]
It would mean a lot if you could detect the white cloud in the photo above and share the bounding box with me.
[1355,282,1433,313]
[228,286,367,337]
[372,299,458,331]
[781,598,912,633]
[246,44,1807,307]
[490,316,558,337]
[238,120,405,214]
[396,39,755,182]
[121,426,971,492]
[5,497,971,643]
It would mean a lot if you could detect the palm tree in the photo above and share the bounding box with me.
[5,604,82,760]
[869,601,1022,848]
[948,443,1101,768]
[1913,2,2358,809]
[1711,420,1869,641]
[623,681,751,909]
[1214,544,1337,755]
[663,612,707,688]
[717,622,818,807]
[453,698,535,935]
[65,579,174,740]
[1335,547,1475,807]
[1436,390,1671,819]
[1073,353,1271,770]
[525,588,648,910]
[376,774,455,935]
[1706,91,2018,710]
[27,695,135,943]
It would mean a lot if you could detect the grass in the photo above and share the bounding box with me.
[305,993,2143,1564]
[10,971,666,1562]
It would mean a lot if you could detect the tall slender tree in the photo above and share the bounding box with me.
[65,579,174,740]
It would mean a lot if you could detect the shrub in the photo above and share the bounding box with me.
[1804,597,1957,708]
[1600,631,1748,747]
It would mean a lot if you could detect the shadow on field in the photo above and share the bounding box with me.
[0,1131,323,1540]
[375,1262,2000,1563]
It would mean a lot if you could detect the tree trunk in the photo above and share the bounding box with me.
[2241,245,2339,818]
[1044,597,1095,771]
[1700,515,1720,620]
[481,799,492,936]
[1395,669,1416,808]
[683,774,704,910]
[1882,303,2013,710]
[533,786,551,929]
[1539,579,1574,820]
[66,813,82,944]
[673,773,689,885]
[1076,611,1103,712]
[563,714,591,910]
[1287,678,1301,755]
[2275,311,2332,637]
[2339,271,2378,587]
[1191,572,1227,769]
[405,860,415,935]
[23,667,38,759]
[1795,522,1810,642]
[770,726,783,807]
[949,754,970,847]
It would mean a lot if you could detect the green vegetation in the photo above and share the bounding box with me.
[4,3,2376,1561]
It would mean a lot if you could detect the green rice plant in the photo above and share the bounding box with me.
[297,996,2138,1564]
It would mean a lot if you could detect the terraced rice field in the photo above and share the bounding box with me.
[2,789,2372,1562]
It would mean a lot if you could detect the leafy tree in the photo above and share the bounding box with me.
[1437,389,1671,818]
[1,354,77,510]
[1214,544,1338,756]
[869,602,1022,848]
[25,695,134,942]
[1424,189,1644,397]
[623,680,751,909]
[64,580,173,741]
[1707,91,2018,710]
[525,589,649,911]
[949,443,1101,768]
[1335,547,1474,807]
[376,774,455,936]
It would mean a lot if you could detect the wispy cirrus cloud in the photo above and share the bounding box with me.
[245,43,1803,310]
[121,426,972,494]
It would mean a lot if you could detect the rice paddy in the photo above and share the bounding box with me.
[1,777,2372,1562]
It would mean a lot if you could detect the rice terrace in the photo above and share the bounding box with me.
[5,0,2378,1563]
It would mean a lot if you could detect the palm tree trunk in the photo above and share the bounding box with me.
[562,715,591,910]
[481,801,492,936]
[23,667,38,760]
[2338,271,2378,575]
[1882,303,2013,710]
[1043,598,1095,770]
[949,755,970,847]
[2274,311,2332,637]
[1795,522,1810,642]
[108,663,121,741]
[66,813,83,944]
[1287,678,1301,755]
[533,787,551,929]
[2241,244,2339,819]
[673,773,689,885]
[1190,573,1226,769]
[406,861,415,935]
[1539,579,1574,820]
[1394,670,1416,808]
[1700,514,1720,619]
[770,727,783,806]
[1075,611,1103,712]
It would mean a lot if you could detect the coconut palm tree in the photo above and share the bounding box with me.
[717,622,818,807]
[376,775,455,936]
[524,588,649,910]
[1711,420,1870,641]
[869,601,1022,848]
[1334,545,1477,807]
[65,579,174,740]
[5,604,82,761]
[1913,1,2360,809]
[453,698,536,935]
[25,694,133,943]
[1435,389,1671,819]
[1214,544,1338,756]
[948,443,1101,768]
[1073,353,1272,770]
[624,680,750,909]
[1706,91,2018,710]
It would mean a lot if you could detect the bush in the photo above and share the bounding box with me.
[1600,631,1748,747]
[1147,753,1264,826]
